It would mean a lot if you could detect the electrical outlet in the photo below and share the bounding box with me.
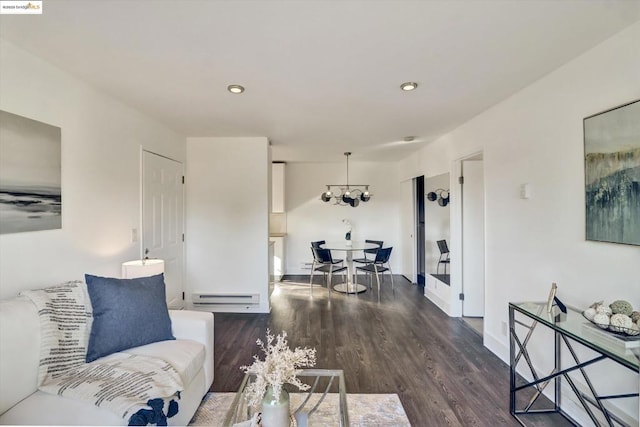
[131,228,138,243]
[501,321,508,336]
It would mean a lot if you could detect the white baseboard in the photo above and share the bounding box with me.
[424,289,451,315]
[483,330,509,365]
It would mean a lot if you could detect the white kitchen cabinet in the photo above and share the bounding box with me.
[272,162,285,213]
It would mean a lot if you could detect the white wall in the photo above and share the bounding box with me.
[399,22,640,423]
[0,40,185,299]
[185,137,270,313]
[285,161,402,275]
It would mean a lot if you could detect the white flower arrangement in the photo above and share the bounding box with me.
[241,329,317,408]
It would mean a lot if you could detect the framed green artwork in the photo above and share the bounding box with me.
[584,100,639,246]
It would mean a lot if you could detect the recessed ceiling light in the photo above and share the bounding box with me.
[400,82,418,91]
[227,84,245,94]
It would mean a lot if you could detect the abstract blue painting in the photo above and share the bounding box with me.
[0,111,61,234]
[584,100,639,246]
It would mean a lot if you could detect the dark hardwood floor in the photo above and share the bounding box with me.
[211,275,552,426]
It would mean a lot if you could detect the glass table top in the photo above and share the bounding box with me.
[510,302,639,370]
[321,241,379,251]
[224,368,349,426]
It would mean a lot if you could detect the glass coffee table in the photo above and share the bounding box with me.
[223,369,349,426]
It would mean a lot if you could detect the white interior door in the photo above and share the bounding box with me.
[462,160,485,317]
[400,179,416,282]
[142,150,184,309]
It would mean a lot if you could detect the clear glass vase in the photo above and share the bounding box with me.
[261,386,290,427]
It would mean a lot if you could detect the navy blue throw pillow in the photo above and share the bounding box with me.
[85,273,175,362]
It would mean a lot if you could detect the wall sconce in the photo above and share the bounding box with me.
[121,259,165,279]
[426,189,450,207]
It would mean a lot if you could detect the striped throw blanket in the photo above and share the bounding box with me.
[22,282,183,426]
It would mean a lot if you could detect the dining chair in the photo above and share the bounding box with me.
[355,247,394,296]
[309,247,347,296]
[436,240,450,274]
[311,240,343,264]
[353,240,383,266]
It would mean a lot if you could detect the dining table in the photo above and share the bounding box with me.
[320,241,379,294]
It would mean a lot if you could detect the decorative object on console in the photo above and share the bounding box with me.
[545,282,566,315]
[426,188,450,207]
[122,259,165,278]
[240,329,316,426]
[0,110,62,235]
[320,152,371,207]
[583,300,640,337]
[546,282,557,313]
[584,99,640,246]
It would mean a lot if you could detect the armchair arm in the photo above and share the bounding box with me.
[169,310,214,391]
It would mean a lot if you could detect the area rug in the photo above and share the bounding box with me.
[189,392,410,426]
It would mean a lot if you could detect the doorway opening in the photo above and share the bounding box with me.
[415,175,425,285]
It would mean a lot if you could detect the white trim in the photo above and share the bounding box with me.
[424,288,451,315]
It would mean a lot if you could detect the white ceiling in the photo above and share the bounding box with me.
[1,1,638,162]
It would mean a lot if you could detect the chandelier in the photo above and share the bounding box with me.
[320,152,372,207]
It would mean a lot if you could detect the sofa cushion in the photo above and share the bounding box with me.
[85,274,175,362]
[118,339,206,386]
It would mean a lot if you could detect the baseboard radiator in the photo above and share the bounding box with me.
[191,293,260,310]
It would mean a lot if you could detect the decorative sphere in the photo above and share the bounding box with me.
[583,308,597,321]
[360,192,371,202]
[593,313,610,328]
[610,313,633,333]
[321,192,331,202]
[426,192,437,201]
[610,300,633,316]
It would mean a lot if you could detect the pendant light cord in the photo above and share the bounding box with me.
[345,152,350,190]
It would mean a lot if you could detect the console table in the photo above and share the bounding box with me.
[509,302,639,426]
